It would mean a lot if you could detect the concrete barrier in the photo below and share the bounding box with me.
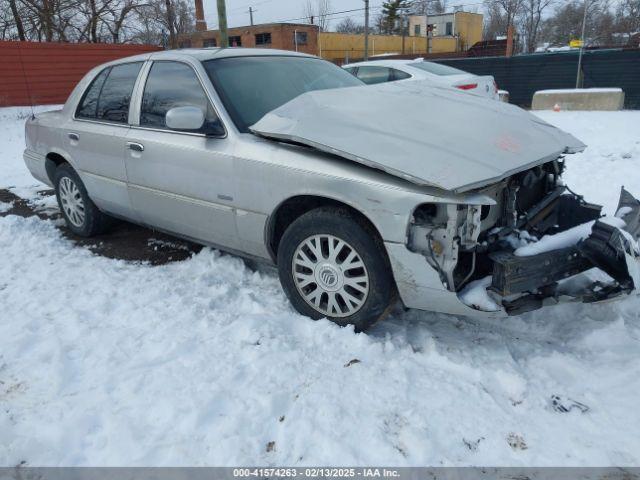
[532,88,625,111]
[498,89,510,103]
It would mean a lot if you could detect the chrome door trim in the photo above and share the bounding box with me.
[128,183,235,213]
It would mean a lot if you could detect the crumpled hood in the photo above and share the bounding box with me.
[250,81,585,193]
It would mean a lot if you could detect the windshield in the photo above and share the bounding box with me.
[409,61,467,76]
[204,56,363,132]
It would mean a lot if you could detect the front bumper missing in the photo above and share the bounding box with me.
[490,188,640,315]
[386,188,640,318]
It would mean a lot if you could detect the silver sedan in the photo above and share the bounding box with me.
[23,48,640,330]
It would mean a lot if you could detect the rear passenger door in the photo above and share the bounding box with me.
[125,60,238,248]
[69,62,142,219]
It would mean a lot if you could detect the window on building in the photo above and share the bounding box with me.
[255,32,272,46]
[446,22,453,36]
[414,24,421,36]
[294,31,308,45]
[203,38,217,47]
[179,39,191,48]
[229,35,242,47]
[140,61,223,135]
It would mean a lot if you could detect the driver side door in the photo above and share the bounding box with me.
[125,60,238,249]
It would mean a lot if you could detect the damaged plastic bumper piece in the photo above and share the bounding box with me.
[490,188,640,315]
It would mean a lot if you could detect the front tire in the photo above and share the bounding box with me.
[277,207,396,331]
[54,164,112,237]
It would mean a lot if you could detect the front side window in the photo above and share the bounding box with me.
[204,56,362,132]
[356,66,392,85]
[255,33,272,46]
[140,61,223,135]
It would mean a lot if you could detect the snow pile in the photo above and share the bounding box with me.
[458,277,501,312]
[1,107,640,466]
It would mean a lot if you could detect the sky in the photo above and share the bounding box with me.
[201,0,624,32]
[201,0,380,30]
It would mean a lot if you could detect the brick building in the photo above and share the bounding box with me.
[180,23,320,56]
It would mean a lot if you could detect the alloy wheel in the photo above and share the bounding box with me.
[292,234,370,317]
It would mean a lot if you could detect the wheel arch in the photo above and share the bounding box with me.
[44,150,72,183]
[265,194,386,263]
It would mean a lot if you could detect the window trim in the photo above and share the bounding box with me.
[73,61,144,127]
[132,59,227,139]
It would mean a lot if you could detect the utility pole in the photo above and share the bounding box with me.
[576,0,589,88]
[249,6,254,26]
[217,0,229,48]
[364,0,369,60]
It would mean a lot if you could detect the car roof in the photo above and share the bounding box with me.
[106,47,317,65]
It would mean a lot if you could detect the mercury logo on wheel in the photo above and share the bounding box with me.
[319,266,338,288]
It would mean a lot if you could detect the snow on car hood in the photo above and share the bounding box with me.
[250,81,586,193]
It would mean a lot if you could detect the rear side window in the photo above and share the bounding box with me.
[140,61,222,134]
[356,66,392,85]
[75,62,142,123]
[97,63,142,123]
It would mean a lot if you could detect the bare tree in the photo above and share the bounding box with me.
[540,0,615,47]
[335,17,365,34]
[520,0,555,52]
[411,0,447,15]
[615,0,640,39]
[301,0,331,31]
[302,0,314,24]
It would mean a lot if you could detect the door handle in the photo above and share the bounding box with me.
[127,142,144,152]
[68,132,79,141]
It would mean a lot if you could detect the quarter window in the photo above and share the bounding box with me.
[76,63,142,123]
[355,66,392,85]
[140,61,223,135]
[76,68,110,119]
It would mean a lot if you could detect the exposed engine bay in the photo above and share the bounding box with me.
[408,158,640,315]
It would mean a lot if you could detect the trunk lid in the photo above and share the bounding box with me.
[250,82,585,193]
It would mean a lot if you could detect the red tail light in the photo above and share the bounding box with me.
[456,83,478,90]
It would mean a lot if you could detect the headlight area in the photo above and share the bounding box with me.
[408,202,488,293]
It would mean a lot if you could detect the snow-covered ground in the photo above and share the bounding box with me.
[1,106,640,466]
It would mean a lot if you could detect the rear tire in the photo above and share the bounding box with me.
[54,163,112,237]
[277,207,396,332]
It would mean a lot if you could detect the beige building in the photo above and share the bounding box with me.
[408,11,483,52]
[319,32,457,62]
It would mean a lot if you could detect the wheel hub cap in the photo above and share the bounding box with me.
[58,177,85,228]
[292,234,369,318]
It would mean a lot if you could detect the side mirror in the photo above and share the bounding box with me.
[165,106,205,131]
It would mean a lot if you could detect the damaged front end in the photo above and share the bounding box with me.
[408,159,640,316]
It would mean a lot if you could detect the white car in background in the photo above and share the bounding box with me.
[343,59,501,101]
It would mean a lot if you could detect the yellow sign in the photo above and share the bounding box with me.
[570,39,584,48]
